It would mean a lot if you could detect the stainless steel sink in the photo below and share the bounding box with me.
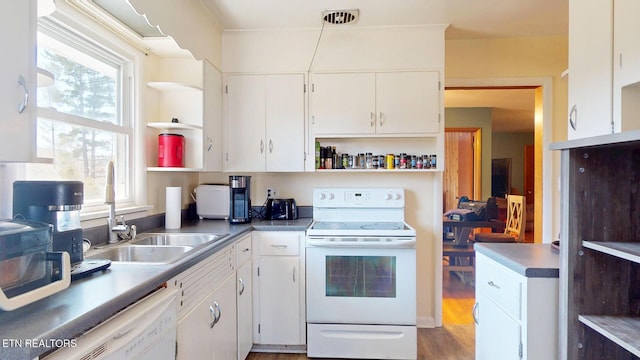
[129,233,228,246]
[87,245,193,264]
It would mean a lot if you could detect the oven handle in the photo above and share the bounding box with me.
[306,237,416,248]
[0,252,71,311]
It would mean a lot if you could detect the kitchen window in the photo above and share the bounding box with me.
[27,17,136,211]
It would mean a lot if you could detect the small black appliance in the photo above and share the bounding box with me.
[266,198,298,220]
[229,176,251,224]
[12,181,110,280]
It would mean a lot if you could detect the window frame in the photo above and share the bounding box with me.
[32,5,148,221]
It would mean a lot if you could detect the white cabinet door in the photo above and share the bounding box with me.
[0,0,36,162]
[225,75,266,172]
[265,74,305,172]
[212,274,238,360]
[311,73,376,135]
[612,0,640,133]
[224,74,305,172]
[614,0,640,88]
[376,72,440,134]
[567,0,613,139]
[257,256,302,345]
[203,60,223,171]
[237,261,253,360]
[176,293,215,360]
[475,291,522,360]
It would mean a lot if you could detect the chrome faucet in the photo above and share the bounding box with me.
[106,161,136,244]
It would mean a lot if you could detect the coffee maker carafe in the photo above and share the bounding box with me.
[229,176,251,224]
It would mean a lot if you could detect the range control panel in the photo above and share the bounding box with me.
[313,188,405,208]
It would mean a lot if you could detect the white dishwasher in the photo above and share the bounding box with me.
[43,288,177,360]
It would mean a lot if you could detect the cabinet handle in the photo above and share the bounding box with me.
[206,136,213,152]
[472,302,479,325]
[487,280,501,289]
[17,75,28,114]
[569,104,577,131]
[379,112,383,127]
[213,301,222,327]
[260,140,264,154]
[242,247,250,253]
[270,244,287,248]
[239,277,245,296]
[269,139,273,153]
[209,305,216,328]
[292,266,296,283]
[370,112,375,127]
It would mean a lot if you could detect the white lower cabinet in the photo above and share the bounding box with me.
[170,237,248,360]
[236,234,253,360]
[474,252,558,360]
[176,274,237,359]
[252,231,306,348]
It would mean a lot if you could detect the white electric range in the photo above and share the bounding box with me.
[306,187,417,360]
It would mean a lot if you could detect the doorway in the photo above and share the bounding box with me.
[439,78,553,328]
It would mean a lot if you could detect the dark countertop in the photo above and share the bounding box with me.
[474,243,559,278]
[0,217,312,359]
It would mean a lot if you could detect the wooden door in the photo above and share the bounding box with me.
[444,131,475,212]
[524,144,534,207]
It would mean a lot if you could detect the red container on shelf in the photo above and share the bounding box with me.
[158,133,185,167]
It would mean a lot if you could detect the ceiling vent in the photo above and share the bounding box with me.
[322,9,359,25]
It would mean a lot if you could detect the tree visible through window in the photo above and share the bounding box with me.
[29,19,132,208]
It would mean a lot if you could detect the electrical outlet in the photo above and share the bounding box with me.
[266,187,277,199]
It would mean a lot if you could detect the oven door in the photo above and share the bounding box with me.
[306,241,416,325]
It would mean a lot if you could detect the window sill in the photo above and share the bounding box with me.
[80,205,153,228]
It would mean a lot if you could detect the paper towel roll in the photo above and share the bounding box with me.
[165,186,182,229]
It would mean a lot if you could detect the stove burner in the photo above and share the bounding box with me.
[312,221,406,231]
[361,222,404,230]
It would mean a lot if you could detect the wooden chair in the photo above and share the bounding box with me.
[474,195,526,243]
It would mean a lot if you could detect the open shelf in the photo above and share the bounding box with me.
[147,167,203,172]
[147,122,202,131]
[582,241,640,264]
[147,81,202,92]
[579,315,640,357]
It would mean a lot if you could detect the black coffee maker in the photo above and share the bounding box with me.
[13,181,110,279]
[229,176,251,224]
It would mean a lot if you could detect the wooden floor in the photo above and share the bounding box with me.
[246,271,475,360]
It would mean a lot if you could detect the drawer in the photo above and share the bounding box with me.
[255,231,301,256]
[236,233,252,265]
[476,253,522,319]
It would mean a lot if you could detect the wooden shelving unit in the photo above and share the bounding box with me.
[552,130,640,360]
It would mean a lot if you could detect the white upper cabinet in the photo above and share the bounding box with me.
[375,72,440,134]
[0,0,37,162]
[203,60,223,172]
[612,0,640,133]
[311,71,440,136]
[224,74,305,172]
[567,0,614,140]
[613,0,640,88]
[311,73,376,135]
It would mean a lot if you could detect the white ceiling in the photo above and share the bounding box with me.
[200,0,568,40]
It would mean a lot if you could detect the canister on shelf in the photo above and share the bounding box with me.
[394,155,400,169]
[357,153,365,168]
[378,155,385,169]
[386,154,395,169]
[399,153,407,169]
[342,153,349,169]
[423,155,431,169]
[366,153,373,169]
[430,154,437,168]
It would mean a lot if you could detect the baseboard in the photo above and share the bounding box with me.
[417,316,436,328]
[250,344,307,353]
